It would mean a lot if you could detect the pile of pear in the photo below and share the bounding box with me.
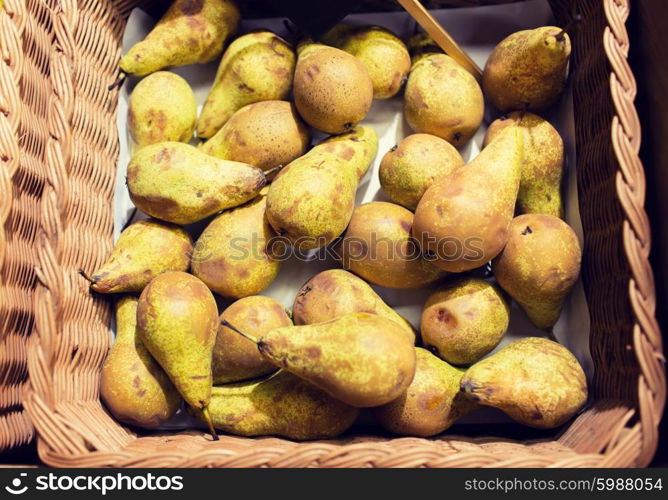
[94,0,588,441]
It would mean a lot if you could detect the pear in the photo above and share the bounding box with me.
[128,72,197,149]
[379,133,464,210]
[485,111,564,218]
[404,53,484,146]
[200,101,309,177]
[373,348,476,436]
[341,201,446,288]
[100,296,181,428]
[420,279,510,365]
[292,269,415,343]
[461,337,587,428]
[266,126,377,249]
[321,24,410,99]
[493,214,581,330]
[119,0,240,77]
[483,27,571,112]
[127,142,266,225]
[191,196,279,299]
[89,219,192,294]
[213,296,292,384]
[193,371,358,440]
[293,41,373,134]
[137,271,219,438]
[412,126,523,272]
[197,31,296,139]
[224,312,416,407]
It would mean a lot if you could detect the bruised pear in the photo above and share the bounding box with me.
[413,126,523,272]
[461,337,587,428]
[197,31,296,138]
[127,142,265,225]
[100,296,181,428]
[213,296,292,384]
[90,219,192,294]
[373,348,476,437]
[341,201,445,289]
[293,269,415,343]
[293,42,373,134]
[194,371,358,440]
[421,279,510,365]
[493,214,581,330]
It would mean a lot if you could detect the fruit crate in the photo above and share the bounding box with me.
[0,0,664,467]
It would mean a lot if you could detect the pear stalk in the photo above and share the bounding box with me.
[201,407,219,441]
[220,319,259,344]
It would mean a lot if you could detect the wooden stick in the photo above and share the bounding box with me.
[397,0,482,81]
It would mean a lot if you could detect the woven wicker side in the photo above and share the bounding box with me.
[0,0,55,453]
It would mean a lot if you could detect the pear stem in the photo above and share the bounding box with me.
[556,14,582,42]
[108,72,127,91]
[79,269,95,284]
[201,407,219,441]
[220,319,259,344]
[263,164,284,177]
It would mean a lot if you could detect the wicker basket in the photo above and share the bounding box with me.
[0,0,663,466]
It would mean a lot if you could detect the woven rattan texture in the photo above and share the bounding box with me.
[15,0,665,466]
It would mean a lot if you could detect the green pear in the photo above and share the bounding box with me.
[293,41,373,134]
[340,201,446,289]
[191,195,279,299]
[127,142,266,225]
[137,271,219,438]
[266,126,377,249]
[213,295,292,384]
[493,214,581,330]
[421,279,510,365]
[100,296,181,428]
[379,133,464,210]
[89,219,192,294]
[225,312,416,407]
[192,371,358,440]
[200,101,309,177]
[485,111,564,218]
[483,27,571,112]
[128,72,197,149]
[292,269,415,343]
[197,31,296,139]
[461,337,587,428]
[412,126,523,272]
[119,0,240,77]
[373,348,477,436]
[321,24,410,99]
[404,53,484,146]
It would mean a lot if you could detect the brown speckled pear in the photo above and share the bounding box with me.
[192,371,358,440]
[191,196,279,299]
[100,296,181,428]
[119,0,240,77]
[137,272,219,437]
[485,111,564,218]
[341,201,446,288]
[127,142,266,225]
[404,53,484,147]
[213,296,292,384]
[379,133,464,210]
[266,126,377,249]
[128,72,196,149]
[373,348,477,437]
[254,312,416,407]
[483,27,571,112]
[292,269,415,343]
[493,214,581,330]
[461,337,587,428]
[293,41,373,134]
[321,24,410,99]
[413,126,523,272]
[90,219,192,294]
[200,101,309,177]
[421,278,510,365]
[197,31,296,138]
